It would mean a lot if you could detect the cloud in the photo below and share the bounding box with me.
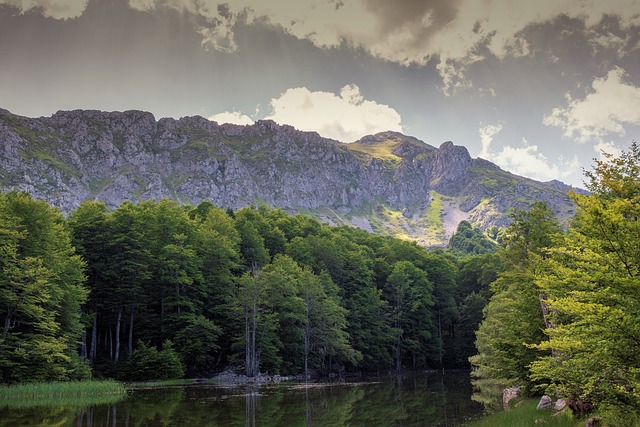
[594,141,623,160]
[0,0,87,19]
[543,67,640,142]
[478,125,579,181]
[265,84,403,142]
[122,1,639,95]
[209,111,254,125]
[127,0,246,52]
[479,123,503,158]
[490,142,580,181]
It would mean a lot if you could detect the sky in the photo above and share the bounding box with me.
[1,0,639,188]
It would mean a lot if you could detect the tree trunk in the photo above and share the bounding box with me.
[3,312,12,338]
[81,329,88,361]
[539,293,560,357]
[115,309,122,364]
[245,276,251,376]
[90,314,97,362]
[304,285,311,379]
[128,304,134,354]
[246,263,260,377]
[395,295,402,374]
[251,280,258,376]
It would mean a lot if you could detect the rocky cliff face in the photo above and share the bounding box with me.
[0,108,581,246]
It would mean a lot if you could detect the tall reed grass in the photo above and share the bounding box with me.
[0,380,127,408]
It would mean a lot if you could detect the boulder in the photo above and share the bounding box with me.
[536,395,553,410]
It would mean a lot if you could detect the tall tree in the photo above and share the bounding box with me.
[383,261,433,372]
[470,201,561,393]
[530,143,640,415]
[107,201,152,364]
[67,201,110,364]
[0,192,88,383]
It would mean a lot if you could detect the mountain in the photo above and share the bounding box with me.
[0,108,581,246]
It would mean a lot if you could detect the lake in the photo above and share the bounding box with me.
[0,372,486,426]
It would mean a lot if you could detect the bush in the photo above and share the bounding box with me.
[119,341,184,381]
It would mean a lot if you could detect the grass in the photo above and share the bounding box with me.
[0,380,128,408]
[348,140,403,162]
[468,399,579,427]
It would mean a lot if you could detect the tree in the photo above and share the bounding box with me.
[107,201,152,364]
[0,192,88,383]
[174,315,222,377]
[447,221,497,255]
[67,201,111,364]
[383,261,433,372]
[120,340,184,381]
[300,269,360,377]
[470,201,561,393]
[530,143,640,415]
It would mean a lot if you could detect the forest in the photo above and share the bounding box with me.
[1,143,639,422]
[0,188,498,384]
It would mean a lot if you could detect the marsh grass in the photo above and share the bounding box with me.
[469,399,579,427]
[0,380,127,408]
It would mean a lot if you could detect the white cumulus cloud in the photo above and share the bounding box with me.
[594,141,623,160]
[208,111,254,125]
[479,123,503,158]
[265,84,403,142]
[478,125,579,181]
[543,67,640,142]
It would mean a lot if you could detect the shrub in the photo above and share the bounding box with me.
[120,341,184,381]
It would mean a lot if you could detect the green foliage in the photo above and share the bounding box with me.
[470,201,561,393]
[470,144,640,419]
[3,191,497,383]
[448,220,497,255]
[0,191,88,384]
[468,399,577,427]
[529,142,640,414]
[120,341,184,381]
[173,315,222,377]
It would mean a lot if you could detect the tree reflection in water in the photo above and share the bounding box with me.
[0,372,485,426]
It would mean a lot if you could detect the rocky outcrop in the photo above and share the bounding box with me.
[503,386,521,409]
[0,108,581,246]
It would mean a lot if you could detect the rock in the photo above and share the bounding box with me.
[536,395,553,410]
[502,387,521,409]
[0,108,580,246]
[584,417,602,427]
[554,398,566,411]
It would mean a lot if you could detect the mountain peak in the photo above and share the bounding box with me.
[0,108,576,246]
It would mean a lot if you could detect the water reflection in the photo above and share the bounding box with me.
[0,372,484,426]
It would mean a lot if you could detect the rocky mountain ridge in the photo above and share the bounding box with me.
[0,108,581,246]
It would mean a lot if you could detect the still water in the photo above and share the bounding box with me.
[1,372,485,426]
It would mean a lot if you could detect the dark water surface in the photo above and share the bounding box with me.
[1,372,485,426]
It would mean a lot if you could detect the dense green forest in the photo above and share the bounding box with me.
[0,189,497,384]
[2,143,639,422]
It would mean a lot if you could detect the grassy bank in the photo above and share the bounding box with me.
[469,399,579,427]
[0,380,127,408]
